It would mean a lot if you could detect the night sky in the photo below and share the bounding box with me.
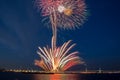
[0,0,120,70]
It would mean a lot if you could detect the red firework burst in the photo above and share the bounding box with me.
[35,0,87,29]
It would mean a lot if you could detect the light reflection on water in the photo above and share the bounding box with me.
[33,74,80,80]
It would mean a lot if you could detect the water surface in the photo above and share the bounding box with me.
[0,72,120,80]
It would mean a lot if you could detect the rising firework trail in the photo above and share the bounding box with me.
[34,0,87,72]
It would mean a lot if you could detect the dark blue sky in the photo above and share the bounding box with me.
[0,0,120,70]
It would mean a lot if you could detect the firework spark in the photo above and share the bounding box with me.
[35,0,87,29]
[35,38,84,72]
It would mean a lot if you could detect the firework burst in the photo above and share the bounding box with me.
[35,0,87,29]
[35,38,84,72]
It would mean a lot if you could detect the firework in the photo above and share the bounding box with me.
[34,0,86,72]
[35,0,87,53]
[35,0,87,29]
[35,39,84,72]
